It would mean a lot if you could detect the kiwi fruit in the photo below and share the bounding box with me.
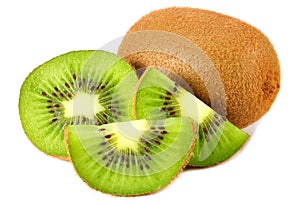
[19,50,137,159]
[65,117,197,196]
[133,68,249,167]
[118,7,281,128]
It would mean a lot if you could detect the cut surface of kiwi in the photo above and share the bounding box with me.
[65,117,197,196]
[133,68,249,167]
[19,50,137,159]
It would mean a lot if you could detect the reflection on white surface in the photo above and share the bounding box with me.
[99,36,123,54]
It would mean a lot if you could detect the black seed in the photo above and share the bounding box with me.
[144,147,149,153]
[78,82,82,88]
[113,116,118,120]
[102,155,107,160]
[54,87,59,92]
[65,82,70,88]
[205,135,209,142]
[165,97,171,100]
[41,92,47,96]
[117,111,122,115]
[90,86,95,91]
[163,102,168,105]
[67,93,72,98]
[108,151,114,156]
[47,100,52,103]
[97,150,103,155]
[214,120,220,126]
[166,91,172,95]
[140,138,146,142]
[49,110,55,113]
[161,131,168,135]
[102,114,108,118]
[72,74,76,80]
[52,118,58,122]
[52,93,57,97]
[209,128,214,135]
[110,109,116,113]
[104,134,111,139]
[150,127,155,130]
[140,165,143,171]
[109,156,114,162]
[106,162,110,167]
[145,155,151,160]
[98,128,105,132]
[47,105,52,109]
[173,87,177,92]
[54,104,60,108]
[100,142,107,146]
[100,85,105,89]
[158,126,165,130]
[158,136,164,140]
[154,140,161,145]
[145,164,150,169]
[203,127,207,134]
[160,108,166,112]
[121,155,125,162]
[168,108,173,111]
[170,111,176,116]
[103,120,108,124]
[82,117,86,123]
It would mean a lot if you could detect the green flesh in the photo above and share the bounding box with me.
[19,50,137,158]
[66,117,196,196]
[134,68,249,167]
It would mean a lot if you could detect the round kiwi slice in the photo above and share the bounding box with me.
[118,7,280,128]
[65,117,197,196]
[133,68,249,167]
[19,50,138,159]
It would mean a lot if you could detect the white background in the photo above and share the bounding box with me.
[1,0,299,204]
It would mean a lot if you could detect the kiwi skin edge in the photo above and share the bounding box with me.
[187,132,251,169]
[63,120,198,197]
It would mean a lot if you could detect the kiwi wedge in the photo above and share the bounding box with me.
[133,68,249,167]
[65,117,197,196]
[19,50,137,159]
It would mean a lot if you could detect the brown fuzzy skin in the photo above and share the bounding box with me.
[118,7,280,128]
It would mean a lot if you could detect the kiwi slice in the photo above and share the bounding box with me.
[19,50,137,159]
[65,117,197,196]
[133,68,249,167]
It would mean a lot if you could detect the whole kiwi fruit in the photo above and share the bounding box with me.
[118,7,280,128]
